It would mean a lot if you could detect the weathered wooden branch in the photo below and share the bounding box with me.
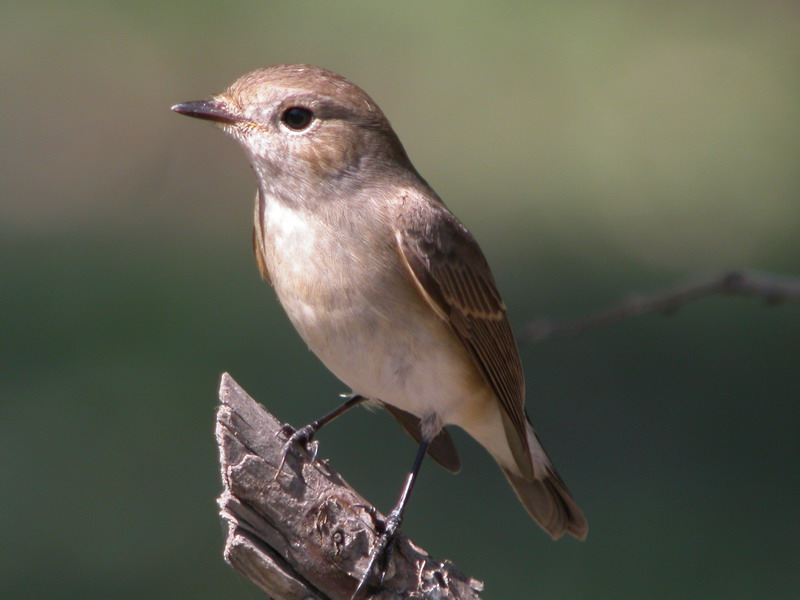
[522,269,800,342]
[215,373,484,600]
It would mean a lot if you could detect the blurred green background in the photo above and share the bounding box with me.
[2,1,799,598]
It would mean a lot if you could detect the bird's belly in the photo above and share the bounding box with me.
[263,200,491,426]
[279,276,490,427]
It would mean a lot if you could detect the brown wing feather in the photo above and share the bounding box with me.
[395,209,533,479]
[252,190,272,284]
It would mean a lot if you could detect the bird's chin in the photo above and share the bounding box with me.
[246,155,284,186]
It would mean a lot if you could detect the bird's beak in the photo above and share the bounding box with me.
[171,98,242,125]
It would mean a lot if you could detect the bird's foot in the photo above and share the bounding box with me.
[273,422,319,480]
[351,508,403,599]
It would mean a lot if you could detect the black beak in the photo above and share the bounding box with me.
[171,99,241,125]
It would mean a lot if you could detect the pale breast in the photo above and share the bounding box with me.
[260,198,490,425]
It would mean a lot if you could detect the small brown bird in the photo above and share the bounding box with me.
[173,64,586,593]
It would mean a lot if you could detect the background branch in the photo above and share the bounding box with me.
[522,269,800,342]
[216,373,484,600]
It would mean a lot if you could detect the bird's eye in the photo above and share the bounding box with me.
[281,107,314,131]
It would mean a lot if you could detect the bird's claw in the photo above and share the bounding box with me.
[351,510,402,599]
[273,423,319,480]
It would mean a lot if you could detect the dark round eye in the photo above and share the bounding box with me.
[281,107,314,131]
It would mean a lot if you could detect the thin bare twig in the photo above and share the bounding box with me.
[522,269,800,343]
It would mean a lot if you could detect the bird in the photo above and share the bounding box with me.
[172,63,586,595]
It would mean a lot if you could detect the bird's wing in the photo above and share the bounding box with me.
[395,205,533,479]
[252,189,272,284]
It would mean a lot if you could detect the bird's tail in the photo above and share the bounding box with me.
[499,423,588,541]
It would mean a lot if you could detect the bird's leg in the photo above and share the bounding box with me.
[274,394,366,478]
[351,436,431,599]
